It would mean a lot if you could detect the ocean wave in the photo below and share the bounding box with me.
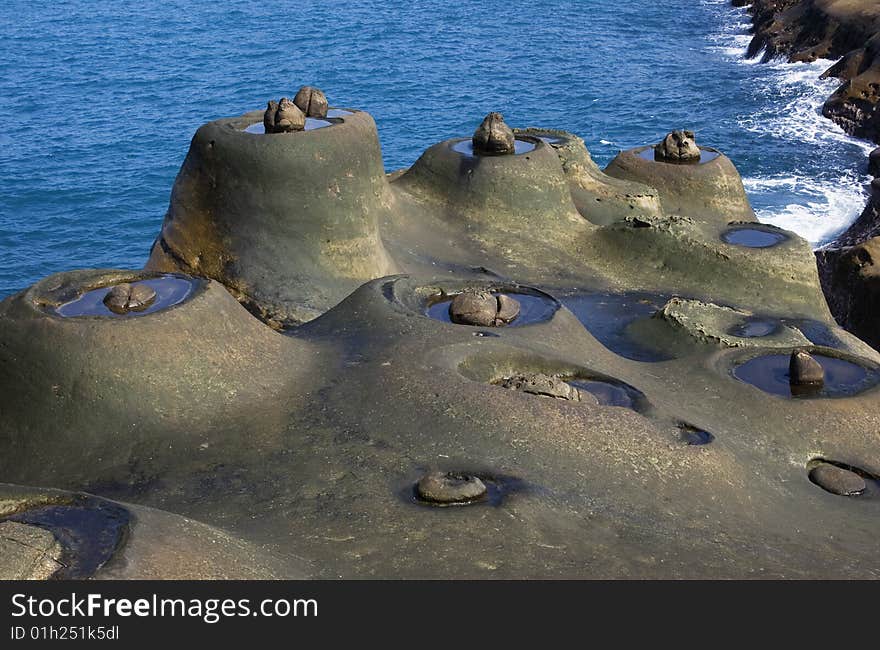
[743,171,870,245]
[705,0,874,247]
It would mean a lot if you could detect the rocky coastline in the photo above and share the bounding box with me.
[733,0,880,346]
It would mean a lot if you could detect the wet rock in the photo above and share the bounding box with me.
[448,290,520,327]
[789,349,825,386]
[103,282,157,314]
[263,100,279,132]
[0,521,63,580]
[654,130,700,162]
[870,147,880,178]
[293,86,329,118]
[274,97,305,132]
[809,463,866,496]
[499,373,581,401]
[472,112,515,155]
[416,471,487,504]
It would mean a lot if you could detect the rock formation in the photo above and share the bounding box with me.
[2,103,880,578]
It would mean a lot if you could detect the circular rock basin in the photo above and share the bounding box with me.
[721,226,788,248]
[55,275,197,318]
[678,423,715,445]
[727,318,779,338]
[637,147,720,164]
[732,352,874,398]
[450,138,537,156]
[567,378,644,410]
[426,291,558,327]
[244,117,335,134]
[538,135,566,145]
[326,108,354,118]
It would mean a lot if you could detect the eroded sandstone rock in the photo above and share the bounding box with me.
[263,97,305,133]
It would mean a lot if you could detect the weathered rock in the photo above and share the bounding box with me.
[273,97,305,132]
[870,147,880,177]
[816,236,880,350]
[416,471,487,504]
[498,373,581,401]
[0,521,62,580]
[103,282,157,314]
[654,130,700,162]
[789,349,824,386]
[293,85,329,118]
[448,290,520,327]
[472,112,515,155]
[809,463,867,496]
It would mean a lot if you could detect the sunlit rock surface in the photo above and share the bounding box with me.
[2,104,880,578]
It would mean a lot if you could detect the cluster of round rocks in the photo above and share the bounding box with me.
[448,289,520,327]
[263,86,329,133]
[103,282,156,314]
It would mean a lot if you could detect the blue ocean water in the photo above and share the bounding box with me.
[0,0,873,298]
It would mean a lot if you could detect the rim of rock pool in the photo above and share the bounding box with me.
[634,144,721,165]
[721,222,791,249]
[34,273,207,320]
[449,135,542,157]
[724,346,880,400]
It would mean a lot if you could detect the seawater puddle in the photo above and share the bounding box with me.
[559,292,673,362]
[55,275,195,318]
[450,139,537,156]
[426,291,557,327]
[727,318,778,338]
[733,353,873,398]
[567,378,642,410]
[637,147,721,164]
[721,226,788,248]
[4,498,129,579]
[244,117,334,134]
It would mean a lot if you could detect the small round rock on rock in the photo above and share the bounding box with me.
[654,130,700,162]
[293,86,329,118]
[472,112,516,155]
[448,290,520,327]
[789,349,824,387]
[264,97,305,133]
[416,471,488,505]
[103,282,157,314]
[809,463,866,496]
[498,373,582,402]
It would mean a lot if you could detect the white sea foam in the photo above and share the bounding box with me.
[743,172,869,245]
[705,0,874,247]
